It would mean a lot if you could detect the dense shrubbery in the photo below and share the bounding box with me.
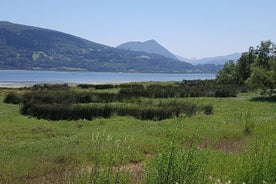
[21,90,119,104]
[78,84,116,89]
[29,83,70,90]
[3,81,234,121]
[146,141,208,184]
[217,41,276,92]
[21,101,212,121]
[78,81,243,98]
[21,103,112,120]
[119,80,243,98]
[3,92,22,104]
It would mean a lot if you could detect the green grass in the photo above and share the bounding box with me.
[0,88,275,183]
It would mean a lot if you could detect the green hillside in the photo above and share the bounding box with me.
[0,21,222,73]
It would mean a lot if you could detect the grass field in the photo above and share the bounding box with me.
[0,85,275,183]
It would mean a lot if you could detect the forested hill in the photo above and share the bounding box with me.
[117,40,180,61]
[0,21,222,73]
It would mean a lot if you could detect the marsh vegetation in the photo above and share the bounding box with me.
[1,79,275,183]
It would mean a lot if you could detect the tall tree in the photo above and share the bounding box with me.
[216,60,239,84]
[236,49,255,83]
[216,41,276,92]
[255,41,273,69]
[247,41,276,90]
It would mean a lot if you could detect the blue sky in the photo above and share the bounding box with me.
[1,0,276,58]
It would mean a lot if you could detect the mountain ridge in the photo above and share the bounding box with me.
[182,53,241,65]
[0,21,222,73]
[118,39,240,65]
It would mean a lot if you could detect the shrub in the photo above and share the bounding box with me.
[3,92,22,104]
[146,140,208,184]
[21,101,211,121]
[202,104,213,115]
[119,80,242,98]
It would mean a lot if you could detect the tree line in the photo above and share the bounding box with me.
[216,41,276,95]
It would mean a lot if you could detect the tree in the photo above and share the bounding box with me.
[236,50,255,84]
[216,60,239,84]
[246,41,276,90]
[217,41,276,92]
[246,66,274,90]
[255,41,274,69]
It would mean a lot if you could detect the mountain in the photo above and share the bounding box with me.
[184,53,242,65]
[0,21,221,73]
[117,40,179,61]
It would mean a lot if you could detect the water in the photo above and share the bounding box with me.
[0,70,215,87]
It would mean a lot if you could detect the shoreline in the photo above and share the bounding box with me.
[0,69,217,75]
[0,70,216,88]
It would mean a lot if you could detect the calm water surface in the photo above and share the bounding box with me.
[0,70,215,87]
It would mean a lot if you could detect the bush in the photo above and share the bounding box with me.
[146,140,208,184]
[3,92,22,104]
[202,104,213,115]
[21,101,212,121]
[19,82,215,121]
[78,84,116,89]
[119,80,242,98]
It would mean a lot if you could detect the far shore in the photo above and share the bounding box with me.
[0,81,138,88]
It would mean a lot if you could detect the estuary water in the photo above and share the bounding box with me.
[0,70,216,87]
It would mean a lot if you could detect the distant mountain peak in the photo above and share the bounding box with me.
[144,39,158,43]
[117,39,179,61]
[183,52,242,65]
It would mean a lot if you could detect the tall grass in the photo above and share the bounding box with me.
[145,133,209,184]
[67,130,133,184]
[231,138,276,183]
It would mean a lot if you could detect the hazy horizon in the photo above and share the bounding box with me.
[1,0,275,58]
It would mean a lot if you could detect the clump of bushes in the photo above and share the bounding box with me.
[21,101,212,121]
[21,90,119,104]
[78,84,116,89]
[5,82,218,121]
[145,140,209,184]
[3,92,22,104]
[21,104,112,121]
[119,80,243,98]
[29,83,70,90]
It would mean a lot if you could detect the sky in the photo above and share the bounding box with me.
[1,0,276,58]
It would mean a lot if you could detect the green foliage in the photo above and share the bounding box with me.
[216,61,240,84]
[241,111,255,136]
[246,66,275,90]
[3,92,22,104]
[0,88,276,183]
[236,50,255,83]
[146,138,208,184]
[217,41,276,91]
[6,82,226,121]
[67,131,133,184]
[21,100,210,121]
[119,80,242,98]
[232,139,276,183]
[78,83,116,89]
[202,104,213,115]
